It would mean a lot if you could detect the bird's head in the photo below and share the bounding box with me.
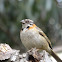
[20,19,34,29]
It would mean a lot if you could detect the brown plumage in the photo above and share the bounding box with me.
[20,19,62,62]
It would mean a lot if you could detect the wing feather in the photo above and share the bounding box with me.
[35,27,52,49]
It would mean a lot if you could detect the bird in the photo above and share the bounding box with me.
[20,19,62,62]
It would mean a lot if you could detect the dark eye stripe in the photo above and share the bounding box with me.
[30,24,33,25]
[22,23,25,24]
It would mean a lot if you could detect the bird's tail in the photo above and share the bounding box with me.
[51,50,62,62]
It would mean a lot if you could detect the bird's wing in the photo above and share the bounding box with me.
[35,27,52,49]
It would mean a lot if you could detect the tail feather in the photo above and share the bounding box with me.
[51,50,62,62]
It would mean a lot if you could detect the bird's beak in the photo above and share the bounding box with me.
[20,20,24,23]
[20,20,22,23]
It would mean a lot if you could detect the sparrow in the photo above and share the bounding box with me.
[20,19,62,62]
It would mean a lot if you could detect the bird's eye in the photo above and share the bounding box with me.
[22,23,25,24]
[30,24,32,25]
[27,26,30,28]
[30,23,33,25]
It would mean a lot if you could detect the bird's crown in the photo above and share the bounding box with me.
[20,19,34,24]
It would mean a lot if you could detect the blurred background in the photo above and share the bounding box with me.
[0,0,62,53]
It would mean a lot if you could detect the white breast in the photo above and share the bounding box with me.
[20,28,49,51]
